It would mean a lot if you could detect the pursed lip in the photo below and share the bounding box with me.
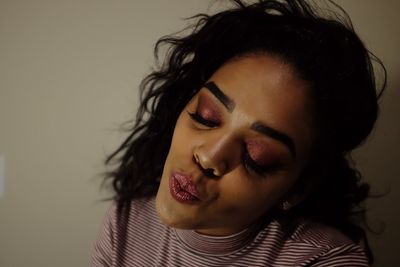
[169,171,201,203]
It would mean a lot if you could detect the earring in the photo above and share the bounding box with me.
[281,200,292,211]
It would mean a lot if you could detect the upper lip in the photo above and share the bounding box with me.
[172,171,202,199]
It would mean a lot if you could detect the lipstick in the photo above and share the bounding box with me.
[169,172,200,203]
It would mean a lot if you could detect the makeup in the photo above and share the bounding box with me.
[244,139,286,175]
[247,140,275,166]
[251,122,296,158]
[204,82,235,112]
[169,172,200,204]
[196,92,222,124]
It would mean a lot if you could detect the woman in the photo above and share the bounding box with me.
[92,0,385,266]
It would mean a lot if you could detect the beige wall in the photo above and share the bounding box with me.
[0,1,398,266]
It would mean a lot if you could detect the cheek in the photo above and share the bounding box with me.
[166,113,197,162]
[219,174,296,211]
[170,115,189,147]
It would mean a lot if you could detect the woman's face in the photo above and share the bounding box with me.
[156,54,315,236]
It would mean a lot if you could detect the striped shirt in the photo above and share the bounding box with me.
[91,197,368,266]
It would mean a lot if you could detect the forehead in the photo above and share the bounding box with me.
[210,55,306,107]
[206,54,315,150]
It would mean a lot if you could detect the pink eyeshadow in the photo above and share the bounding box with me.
[246,140,275,166]
[197,93,222,122]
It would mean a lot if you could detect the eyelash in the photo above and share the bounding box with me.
[188,111,220,128]
[242,151,269,177]
[188,110,269,177]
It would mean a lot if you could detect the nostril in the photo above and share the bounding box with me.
[203,168,218,178]
[196,160,219,178]
[193,151,223,178]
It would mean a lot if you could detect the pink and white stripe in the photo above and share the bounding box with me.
[91,198,368,267]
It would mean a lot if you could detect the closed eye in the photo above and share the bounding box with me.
[242,144,281,177]
[188,111,220,128]
[242,151,269,177]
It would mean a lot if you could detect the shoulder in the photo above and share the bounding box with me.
[290,219,354,248]
[91,197,163,267]
[107,197,162,238]
[98,197,157,229]
[285,219,369,266]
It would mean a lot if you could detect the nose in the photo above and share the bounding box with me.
[193,134,239,178]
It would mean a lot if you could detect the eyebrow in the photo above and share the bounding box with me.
[204,81,296,157]
[204,82,235,112]
[252,122,296,158]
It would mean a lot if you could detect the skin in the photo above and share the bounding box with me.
[156,54,316,236]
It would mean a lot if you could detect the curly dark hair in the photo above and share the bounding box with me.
[104,0,386,263]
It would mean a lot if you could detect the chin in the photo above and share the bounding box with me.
[155,188,180,228]
[155,194,174,226]
[155,191,200,230]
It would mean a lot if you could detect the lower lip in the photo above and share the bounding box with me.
[169,174,199,204]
